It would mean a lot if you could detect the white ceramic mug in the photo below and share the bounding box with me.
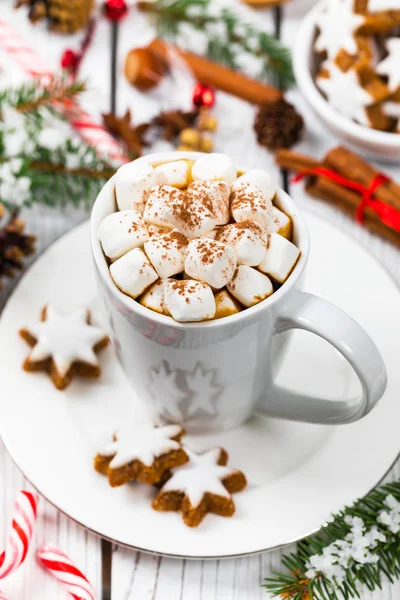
[91,152,387,433]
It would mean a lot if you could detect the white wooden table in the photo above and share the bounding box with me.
[0,1,399,598]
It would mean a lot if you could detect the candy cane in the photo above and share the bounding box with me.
[0,491,39,580]
[0,20,127,163]
[37,545,95,600]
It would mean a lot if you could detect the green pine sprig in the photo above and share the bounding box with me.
[265,480,400,600]
[0,76,86,116]
[0,78,115,211]
[138,0,295,90]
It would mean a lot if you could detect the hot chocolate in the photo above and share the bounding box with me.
[98,153,301,323]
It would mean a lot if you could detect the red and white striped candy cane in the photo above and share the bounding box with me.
[0,20,52,78]
[0,20,127,164]
[37,545,95,600]
[0,490,39,580]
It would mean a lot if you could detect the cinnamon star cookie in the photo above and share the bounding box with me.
[20,305,109,390]
[94,424,188,486]
[152,447,247,527]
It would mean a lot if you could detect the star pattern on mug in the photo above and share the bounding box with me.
[149,360,223,422]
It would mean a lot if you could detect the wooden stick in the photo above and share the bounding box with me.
[147,39,283,105]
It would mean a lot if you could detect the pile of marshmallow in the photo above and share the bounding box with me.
[98,153,300,323]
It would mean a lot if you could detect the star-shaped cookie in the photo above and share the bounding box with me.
[317,64,375,125]
[94,423,188,486]
[20,305,109,390]
[152,447,247,527]
[377,39,400,94]
[314,0,364,60]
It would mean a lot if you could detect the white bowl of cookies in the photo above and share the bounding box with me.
[294,0,400,162]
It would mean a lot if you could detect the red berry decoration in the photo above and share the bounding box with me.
[192,83,215,108]
[60,49,79,71]
[104,0,128,21]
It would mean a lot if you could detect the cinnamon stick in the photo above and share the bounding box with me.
[275,149,319,172]
[324,146,400,210]
[275,147,400,247]
[307,177,400,247]
[124,39,282,105]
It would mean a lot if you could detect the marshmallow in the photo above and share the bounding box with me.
[147,224,171,238]
[98,210,148,261]
[232,169,277,202]
[143,185,181,228]
[231,183,276,232]
[227,265,273,307]
[214,290,241,319]
[164,191,219,239]
[258,233,300,283]
[188,180,230,225]
[185,238,237,290]
[144,230,188,278]
[164,280,216,322]
[154,160,192,189]
[110,248,158,299]
[216,221,266,266]
[115,161,156,213]
[139,279,169,315]
[272,206,292,239]
[192,153,237,184]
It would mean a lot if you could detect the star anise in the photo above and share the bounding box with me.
[0,205,36,290]
[102,110,150,158]
[152,110,199,141]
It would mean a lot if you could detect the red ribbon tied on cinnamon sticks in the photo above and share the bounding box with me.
[293,167,400,233]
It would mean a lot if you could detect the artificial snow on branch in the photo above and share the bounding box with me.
[0,77,114,211]
[138,0,295,90]
[265,481,400,600]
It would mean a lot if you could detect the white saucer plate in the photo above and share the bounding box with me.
[0,213,399,559]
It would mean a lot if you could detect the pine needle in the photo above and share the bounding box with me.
[264,481,400,600]
[138,0,295,89]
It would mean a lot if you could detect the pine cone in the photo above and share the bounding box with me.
[254,99,304,151]
[0,206,36,290]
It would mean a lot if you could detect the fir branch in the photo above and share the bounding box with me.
[28,161,115,180]
[138,0,294,89]
[0,77,86,114]
[264,481,400,600]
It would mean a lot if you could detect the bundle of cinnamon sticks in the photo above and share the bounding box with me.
[276,146,400,247]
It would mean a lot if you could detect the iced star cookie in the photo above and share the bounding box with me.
[20,305,109,390]
[317,62,390,129]
[314,0,365,60]
[377,38,400,97]
[94,424,188,487]
[152,447,247,527]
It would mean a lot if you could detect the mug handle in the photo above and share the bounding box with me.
[258,290,387,424]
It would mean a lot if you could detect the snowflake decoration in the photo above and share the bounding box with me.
[314,0,364,59]
[376,38,400,92]
[98,423,182,469]
[317,64,374,125]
